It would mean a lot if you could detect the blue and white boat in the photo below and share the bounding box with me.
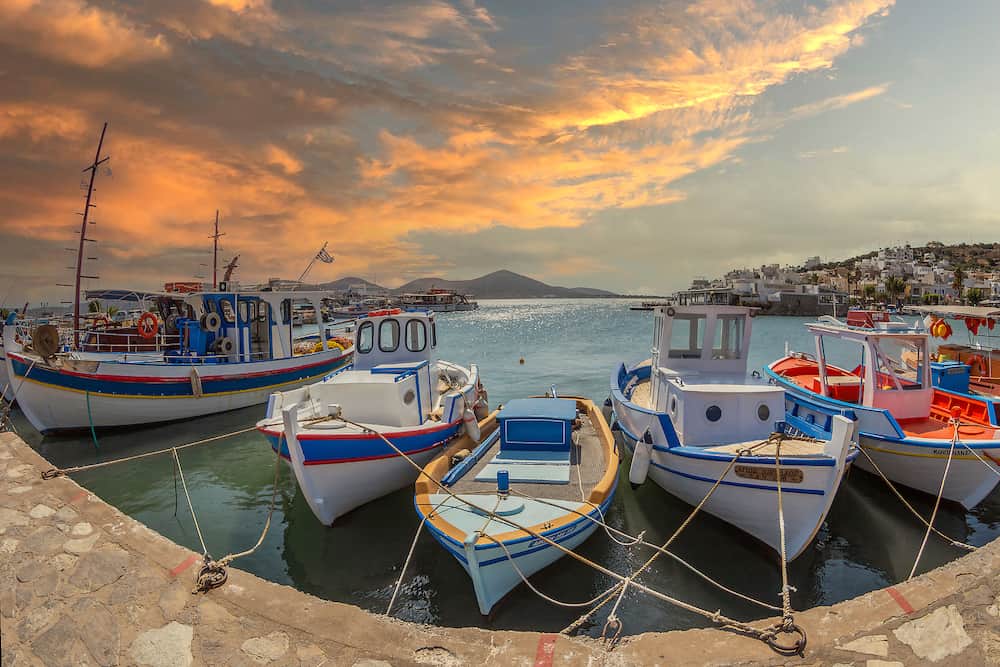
[416,396,618,615]
[610,305,856,559]
[258,308,487,525]
[768,313,1000,509]
[3,290,352,433]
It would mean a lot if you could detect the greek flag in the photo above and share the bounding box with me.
[316,246,334,264]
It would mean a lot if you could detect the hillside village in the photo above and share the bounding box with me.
[677,242,1000,314]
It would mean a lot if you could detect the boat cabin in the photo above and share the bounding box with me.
[648,305,785,446]
[302,309,438,428]
[166,291,337,364]
[805,318,933,420]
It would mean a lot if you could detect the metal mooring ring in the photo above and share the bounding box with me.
[765,623,807,656]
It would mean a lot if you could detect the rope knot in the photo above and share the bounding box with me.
[193,556,228,594]
[41,468,64,480]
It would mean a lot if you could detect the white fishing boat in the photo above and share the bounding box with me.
[257,308,488,525]
[4,290,352,434]
[767,312,1000,509]
[610,305,856,559]
[416,395,618,615]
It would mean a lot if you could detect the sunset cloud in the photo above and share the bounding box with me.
[0,0,927,303]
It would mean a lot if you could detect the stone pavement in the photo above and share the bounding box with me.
[0,430,998,666]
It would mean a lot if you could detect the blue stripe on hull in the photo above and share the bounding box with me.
[10,354,351,398]
[268,423,461,464]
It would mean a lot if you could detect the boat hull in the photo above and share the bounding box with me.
[611,362,853,559]
[768,361,1000,510]
[271,415,463,525]
[7,349,352,434]
[422,492,614,615]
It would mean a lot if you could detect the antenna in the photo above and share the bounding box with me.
[71,122,110,349]
[209,210,225,290]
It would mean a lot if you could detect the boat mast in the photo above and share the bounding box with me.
[71,122,110,350]
[209,210,224,289]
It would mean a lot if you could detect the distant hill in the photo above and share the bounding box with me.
[393,269,618,299]
[815,242,1000,272]
[313,276,386,293]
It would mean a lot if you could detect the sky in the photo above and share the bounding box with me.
[2,0,999,304]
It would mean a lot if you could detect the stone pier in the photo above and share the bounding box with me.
[1,430,998,666]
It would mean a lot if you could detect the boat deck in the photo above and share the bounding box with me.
[706,437,828,457]
[448,413,607,502]
[629,379,653,409]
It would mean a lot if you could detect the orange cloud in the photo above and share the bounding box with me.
[0,0,169,67]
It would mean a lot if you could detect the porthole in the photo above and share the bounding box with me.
[757,404,770,422]
[669,396,678,416]
[705,405,722,422]
[403,389,416,405]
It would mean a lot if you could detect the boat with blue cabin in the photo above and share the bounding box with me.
[3,290,352,433]
[257,308,487,525]
[415,395,618,615]
[767,312,1000,509]
[609,305,857,559]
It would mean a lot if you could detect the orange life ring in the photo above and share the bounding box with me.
[94,315,111,329]
[137,312,159,340]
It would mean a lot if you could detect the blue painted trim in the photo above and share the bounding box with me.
[441,430,502,486]
[662,445,836,467]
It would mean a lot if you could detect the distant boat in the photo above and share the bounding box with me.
[257,308,488,525]
[610,305,856,559]
[629,299,675,311]
[767,311,1000,508]
[4,289,352,433]
[400,289,478,312]
[416,395,618,615]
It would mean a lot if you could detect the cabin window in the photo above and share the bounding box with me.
[712,315,744,360]
[405,319,427,352]
[668,315,706,359]
[757,404,770,422]
[430,320,437,347]
[238,301,249,323]
[872,338,924,390]
[219,298,236,324]
[280,301,291,325]
[357,321,374,354]
[379,319,400,352]
[705,405,722,422]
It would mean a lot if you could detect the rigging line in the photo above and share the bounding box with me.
[907,419,960,581]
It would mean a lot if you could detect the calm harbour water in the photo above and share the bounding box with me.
[11,299,1000,637]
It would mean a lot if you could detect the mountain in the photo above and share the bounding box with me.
[393,269,618,299]
[313,276,386,292]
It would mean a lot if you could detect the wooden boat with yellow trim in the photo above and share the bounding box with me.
[415,396,618,615]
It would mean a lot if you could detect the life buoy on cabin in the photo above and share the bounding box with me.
[93,315,111,329]
[201,312,222,333]
[629,430,653,486]
[137,312,159,340]
[214,337,235,356]
[462,401,481,443]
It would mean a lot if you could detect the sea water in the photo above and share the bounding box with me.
[13,299,1000,636]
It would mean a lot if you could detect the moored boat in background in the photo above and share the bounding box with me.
[4,290,352,434]
[400,289,478,312]
[767,313,1000,509]
[610,305,856,559]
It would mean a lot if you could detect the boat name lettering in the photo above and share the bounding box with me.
[733,465,803,483]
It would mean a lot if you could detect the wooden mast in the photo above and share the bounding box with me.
[72,122,110,349]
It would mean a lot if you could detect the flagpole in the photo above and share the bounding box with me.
[295,241,328,290]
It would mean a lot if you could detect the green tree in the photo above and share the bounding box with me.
[952,266,966,302]
[884,276,906,305]
[862,284,877,301]
[87,300,101,313]
[922,293,941,305]
[966,288,984,306]
[106,305,120,318]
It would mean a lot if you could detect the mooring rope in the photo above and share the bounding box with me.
[386,495,451,616]
[336,415,799,653]
[40,426,259,479]
[0,358,37,432]
[855,444,975,551]
[907,418,960,581]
